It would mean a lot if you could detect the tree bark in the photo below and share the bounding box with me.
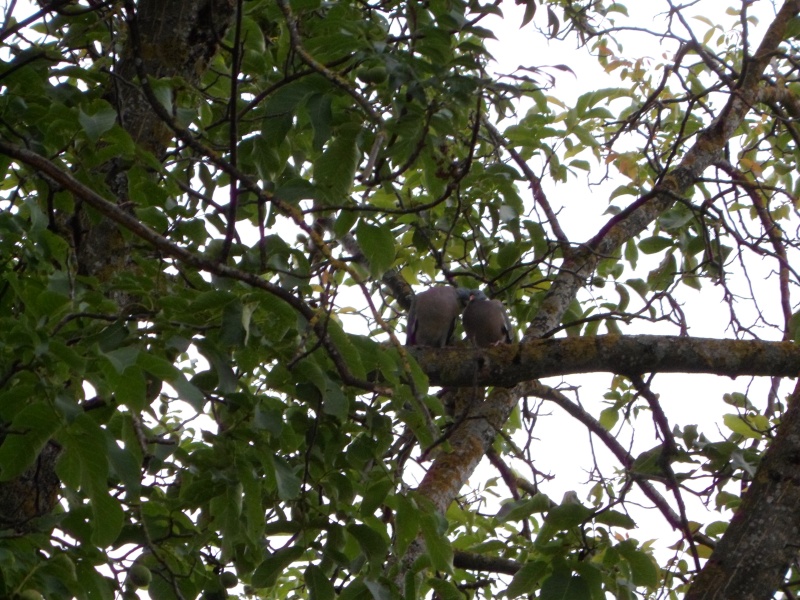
[414,335,800,387]
[78,0,234,280]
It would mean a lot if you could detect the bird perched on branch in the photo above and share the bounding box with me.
[462,290,514,347]
[406,286,471,347]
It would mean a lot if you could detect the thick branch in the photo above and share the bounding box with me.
[453,551,521,576]
[413,335,800,387]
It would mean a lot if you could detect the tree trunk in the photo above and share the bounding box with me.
[0,0,235,530]
[685,381,800,600]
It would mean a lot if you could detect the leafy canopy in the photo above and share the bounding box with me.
[1,1,799,599]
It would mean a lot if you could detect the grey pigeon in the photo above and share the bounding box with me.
[462,290,514,347]
[406,286,471,347]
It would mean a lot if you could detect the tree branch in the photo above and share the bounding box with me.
[413,335,800,388]
[0,140,379,394]
[531,380,715,551]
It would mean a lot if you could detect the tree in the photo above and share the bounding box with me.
[2,0,800,598]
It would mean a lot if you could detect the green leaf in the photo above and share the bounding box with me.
[107,437,142,497]
[306,93,333,151]
[363,579,392,600]
[626,278,649,298]
[252,546,305,588]
[196,339,238,394]
[573,563,604,600]
[34,289,70,317]
[265,76,322,118]
[326,320,367,381]
[617,541,659,589]
[240,15,266,52]
[505,560,548,597]
[624,239,639,268]
[75,559,115,599]
[137,352,179,380]
[305,564,335,600]
[150,79,173,112]
[109,365,147,411]
[189,290,237,312]
[647,252,677,292]
[659,206,695,230]
[275,177,317,203]
[103,346,140,374]
[594,510,636,529]
[355,221,396,278]
[314,125,361,203]
[631,445,665,476]
[49,340,87,374]
[337,579,372,600]
[90,482,125,546]
[0,403,61,481]
[540,568,591,600]
[723,392,753,409]
[322,380,349,420]
[496,493,551,522]
[270,454,301,500]
[520,0,536,27]
[419,510,452,573]
[608,2,629,15]
[171,374,206,411]
[427,578,462,600]
[706,520,728,537]
[259,293,299,343]
[638,236,673,254]
[334,210,359,238]
[360,479,392,517]
[78,103,117,142]
[599,407,619,430]
[64,414,124,546]
[535,500,592,546]
[723,413,768,438]
[220,300,246,346]
[347,523,389,572]
[394,495,420,557]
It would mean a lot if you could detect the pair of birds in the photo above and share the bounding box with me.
[406,286,514,348]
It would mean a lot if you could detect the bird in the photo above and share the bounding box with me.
[462,290,514,348]
[406,286,471,347]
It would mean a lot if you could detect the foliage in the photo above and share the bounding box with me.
[1,0,800,599]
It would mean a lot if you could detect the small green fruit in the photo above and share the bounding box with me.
[356,66,388,84]
[17,591,44,600]
[220,571,238,589]
[367,67,388,83]
[128,563,152,588]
